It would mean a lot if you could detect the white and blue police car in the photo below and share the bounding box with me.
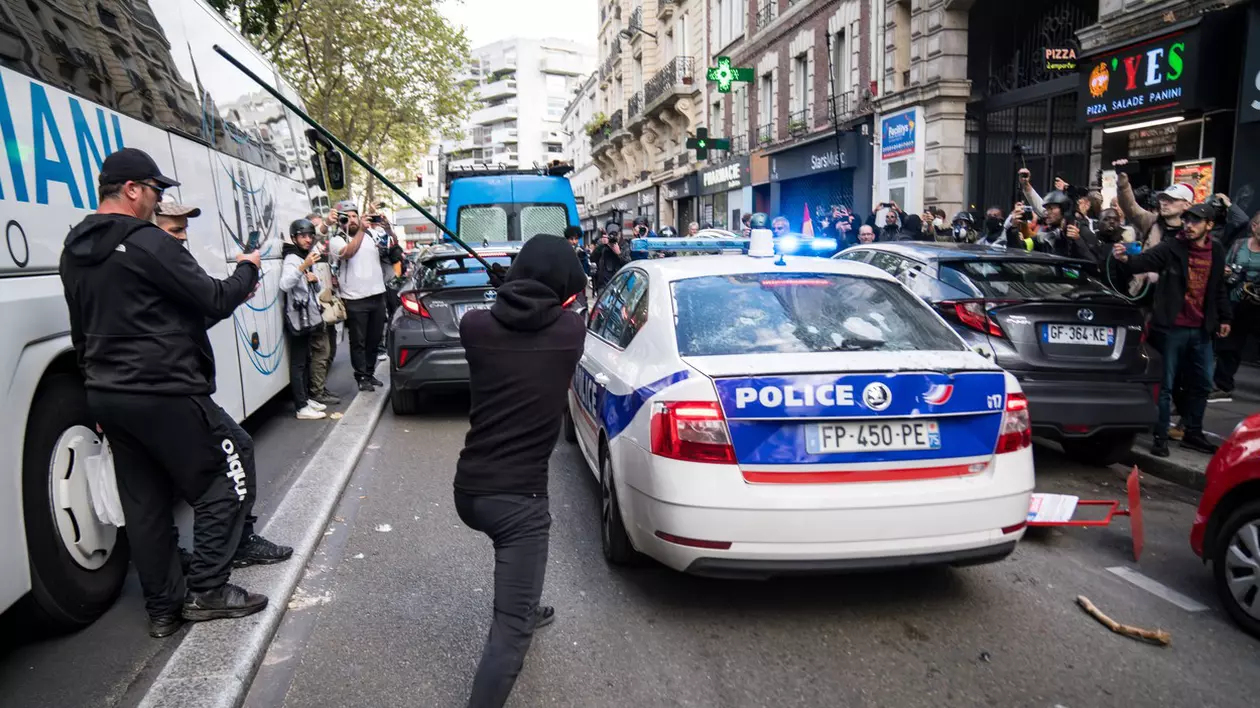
[563,229,1034,577]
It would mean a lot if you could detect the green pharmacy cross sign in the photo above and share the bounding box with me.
[685,127,729,160]
[706,56,754,93]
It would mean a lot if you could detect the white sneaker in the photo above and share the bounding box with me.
[307,399,327,411]
[296,405,327,420]
[377,352,389,362]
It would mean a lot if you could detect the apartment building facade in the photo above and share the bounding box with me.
[445,38,595,172]
[561,72,602,236]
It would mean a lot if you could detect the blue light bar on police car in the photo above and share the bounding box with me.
[777,235,838,254]
[630,237,751,255]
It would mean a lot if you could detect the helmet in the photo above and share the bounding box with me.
[659,225,678,238]
[334,199,359,214]
[604,220,620,235]
[633,215,651,228]
[1041,190,1073,210]
[748,212,768,229]
[289,218,316,238]
[951,211,974,225]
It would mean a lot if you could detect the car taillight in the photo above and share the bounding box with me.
[995,393,1031,454]
[939,300,1003,337]
[400,292,430,318]
[650,401,736,464]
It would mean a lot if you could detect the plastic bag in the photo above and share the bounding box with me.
[85,437,126,527]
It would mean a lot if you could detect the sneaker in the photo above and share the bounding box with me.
[1181,432,1220,455]
[148,614,183,638]
[296,404,326,420]
[377,352,389,362]
[533,605,556,630]
[1150,437,1170,458]
[307,399,327,412]
[181,583,268,622]
[1207,389,1233,403]
[358,379,376,392]
[233,533,294,568]
[369,376,385,387]
[1167,424,1185,441]
[312,391,341,405]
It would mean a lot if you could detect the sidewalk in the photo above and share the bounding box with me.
[1124,363,1259,491]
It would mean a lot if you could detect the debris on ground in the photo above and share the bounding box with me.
[1076,596,1171,646]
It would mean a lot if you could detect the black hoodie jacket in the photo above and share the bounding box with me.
[1119,234,1232,334]
[59,214,259,396]
[455,235,588,496]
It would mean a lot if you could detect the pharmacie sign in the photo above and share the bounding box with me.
[699,156,751,195]
[1080,29,1197,124]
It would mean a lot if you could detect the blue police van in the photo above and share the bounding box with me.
[443,165,580,243]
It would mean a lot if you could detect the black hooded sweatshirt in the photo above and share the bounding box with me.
[455,234,588,496]
[59,213,259,396]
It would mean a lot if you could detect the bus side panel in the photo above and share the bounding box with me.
[207,153,307,416]
[0,276,75,613]
[168,136,247,422]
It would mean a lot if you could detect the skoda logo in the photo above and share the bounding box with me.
[862,382,893,412]
[483,290,497,301]
[1077,308,1095,322]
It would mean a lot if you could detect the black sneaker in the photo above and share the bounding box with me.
[233,534,294,568]
[369,376,385,387]
[1150,437,1170,458]
[312,391,341,405]
[148,614,183,638]
[1207,389,1233,403]
[358,379,375,392]
[533,605,555,630]
[182,583,268,622]
[1181,432,1220,455]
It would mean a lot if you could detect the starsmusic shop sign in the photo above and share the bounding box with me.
[1080,29,1197,124]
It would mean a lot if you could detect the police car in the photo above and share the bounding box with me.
[563,230,1034,578]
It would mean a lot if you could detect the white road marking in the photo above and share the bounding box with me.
[1106,566,1209,612]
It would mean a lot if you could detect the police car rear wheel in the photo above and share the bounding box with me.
[390,388,420,416]
[1060,432,1137,467]
[600,447,637,565]
[20,375,129,632]
[562,406,577,444]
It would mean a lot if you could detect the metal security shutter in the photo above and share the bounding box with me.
[778,171,854,233]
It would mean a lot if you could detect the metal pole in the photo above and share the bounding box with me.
[825,32,846,189]
[212,45,500,278]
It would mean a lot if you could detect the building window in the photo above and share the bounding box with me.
[893,0,911,91]
[832,30,847,95]
[758,72,774,142]
[711,99,722,134]
[713,0,746,51]
[546,74,567,95]
[792,55,807,113]
[733,85,748,141]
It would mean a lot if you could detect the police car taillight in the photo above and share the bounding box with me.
[995,393,1031,454]
[400,292,431,318]
[650,401,735,464]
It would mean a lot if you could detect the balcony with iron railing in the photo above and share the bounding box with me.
[627,91,644,120]
[828,90,857,122]
[644,56,697,112]
[755,2,777,33]
[787,107,811,137]
[599,39,621,81]
[756,123,775,148]
[609,109,625,133]
[629,6,644,39]
[729,133,749,155]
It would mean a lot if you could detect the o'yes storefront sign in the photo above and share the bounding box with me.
[1080,29,1196,124]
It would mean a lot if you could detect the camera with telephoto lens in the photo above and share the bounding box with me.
[1207,194,1229,224]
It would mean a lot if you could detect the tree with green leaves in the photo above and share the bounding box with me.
[213,0,472,207]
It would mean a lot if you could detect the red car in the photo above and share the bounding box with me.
[1191,413,1260,638]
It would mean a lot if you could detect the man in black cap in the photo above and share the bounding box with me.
[1113,202,1233,457]
[454,234,587,708]
[59,147,271,638]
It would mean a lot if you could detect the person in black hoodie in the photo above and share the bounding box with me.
[591,221,625,291]
[59,148,271,639]
[454,234,587,708]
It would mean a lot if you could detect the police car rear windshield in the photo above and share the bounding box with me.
[940,260,1116,301]
[672,273,963,356]
[417,255,514,289]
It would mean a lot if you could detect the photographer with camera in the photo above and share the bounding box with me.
[866,201,904,241]
[328,200,387,392]
[1026,190,1101,263]
[281,219,329,421]
[1113,203,1233,456]
[1212,211,1260,400]
[591,221,624,292]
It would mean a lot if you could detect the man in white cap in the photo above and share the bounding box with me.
[155,199,202,242]
[1114,161,1192,249]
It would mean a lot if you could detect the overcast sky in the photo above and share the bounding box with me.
[441,0,598,50]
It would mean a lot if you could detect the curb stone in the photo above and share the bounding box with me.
[136,362,391,708]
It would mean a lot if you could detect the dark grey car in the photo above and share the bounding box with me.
[387,243,522,414]
[836,242,1160,465]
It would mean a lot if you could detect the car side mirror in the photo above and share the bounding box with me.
[323,150,346,190]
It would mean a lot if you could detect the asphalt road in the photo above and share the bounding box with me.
[0,341,361,708]
[247,394,1259,708]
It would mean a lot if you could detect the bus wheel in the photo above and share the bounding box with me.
[20,374,128,632]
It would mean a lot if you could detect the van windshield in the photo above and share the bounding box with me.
[458,204,568,242]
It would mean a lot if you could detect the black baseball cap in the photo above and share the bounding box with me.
[99,148,180,188]
[1184,203,1215,221]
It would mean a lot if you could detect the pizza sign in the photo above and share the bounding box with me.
[1080,30,1195,124]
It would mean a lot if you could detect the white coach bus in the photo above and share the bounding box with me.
[0,0,317,629]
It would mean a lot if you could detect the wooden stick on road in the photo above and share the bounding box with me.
[1076,595,1172,646]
